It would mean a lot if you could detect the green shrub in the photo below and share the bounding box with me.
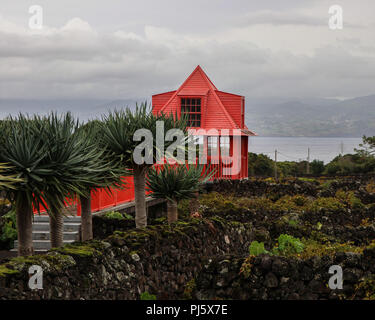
[0,209,17,249]
[309,197,345,213]
[103,211,132,220]
[335,190,365,210]
[140,291,157,300]
[274,195,310,212]
[248,152,274,177]
[273,234,304,255]
[310,160,325,175]
[299,238,363,259]
[249,241,268,256]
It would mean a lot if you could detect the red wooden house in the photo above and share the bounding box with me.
[34,66,255,215]
[152,65,256,180]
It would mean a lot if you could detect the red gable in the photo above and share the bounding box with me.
[152,66,256,135]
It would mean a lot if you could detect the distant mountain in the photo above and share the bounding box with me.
[245,95,375,137]
[1,95,374,137]
[0,99,141,122]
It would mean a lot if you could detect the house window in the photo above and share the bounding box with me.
[207,136,218,157]
[181,98,201,127]
[220,136,230,157]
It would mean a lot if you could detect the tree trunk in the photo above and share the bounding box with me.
[167,200,178,224]
[80,194,93,241]
[49,211,64,248]
[16,196,34,256]
[133,166,147,228]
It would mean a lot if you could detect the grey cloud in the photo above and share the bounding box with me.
[238,11,326,27]
[0,0,374,103]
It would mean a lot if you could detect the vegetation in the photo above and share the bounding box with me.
[0,209,17,249]
[196,190,366,217]
[248,136,375,177]
[101,104,188,228]
[146,164,213,223]
[0,114,54,255]
[273,234,304,255]
[76,120,125,241]
[103,211,133,220]
[0,164,23,190]
[248,234,304,257]
[249,241,268,256]
[140,291,157,300]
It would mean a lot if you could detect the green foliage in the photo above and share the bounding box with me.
[299,238,363,259]
[101,103,188,171]
[103,211,132,220]
[0,209,17,248]
[140,291,157,300]
[0,113,116,215]
[310,160,325,175]
[355,135,375,157]
[309,197,346,213]
[273,195,310,212]
[272,234,304,255]
[199,192,274,214]
[249,241,268,256]
[335,190,365,210]
[248,137,375,177]
[146,164,214,202]
[324,154,375,175]
[248,153,274,177]
[0,164,23,190]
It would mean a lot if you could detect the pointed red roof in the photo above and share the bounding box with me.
[152,66,256,135]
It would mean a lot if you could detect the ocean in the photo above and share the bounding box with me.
[249,137,363,164]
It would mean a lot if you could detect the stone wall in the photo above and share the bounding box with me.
[92,201,167,239]
[205,177,375,204]
[0,217,255,300]
[193,248,375,300]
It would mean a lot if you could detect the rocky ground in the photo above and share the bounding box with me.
[1,176,375,300]
[184,177,375,300]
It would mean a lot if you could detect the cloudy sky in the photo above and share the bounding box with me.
[0,0,374,102]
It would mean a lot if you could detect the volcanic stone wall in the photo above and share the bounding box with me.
[193,247,375,300]
[0,217,254,300]
[205,177,375,203]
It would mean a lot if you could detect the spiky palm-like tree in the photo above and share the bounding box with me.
[146,164,214,223]
[0,115,53,255]
[39,113,121,247]
[0,164,23,190]
[0,113,115,254]
[101,103,188,228]
[77,120,126,241]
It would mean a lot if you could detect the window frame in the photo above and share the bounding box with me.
[180,97,202,128]
[207,136,219,157]
[220,136,231,157]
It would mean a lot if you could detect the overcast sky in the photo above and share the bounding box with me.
[0,0,374,102]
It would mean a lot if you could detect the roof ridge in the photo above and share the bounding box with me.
[159,66,202,114]
[158,66,240,129]
[195,66,239,129]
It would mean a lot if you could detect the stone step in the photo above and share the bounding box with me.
[32,223,80,232]
[14,240,75,250]
[32,231,79,241]
[33,216,81,223]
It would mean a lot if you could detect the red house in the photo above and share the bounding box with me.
[35,66,255,216]
[152,65,256,179]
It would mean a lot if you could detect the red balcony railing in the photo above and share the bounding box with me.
[33,156,247,216]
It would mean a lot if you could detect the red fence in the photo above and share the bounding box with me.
[77,176,136,215]
[33,158,247,216]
